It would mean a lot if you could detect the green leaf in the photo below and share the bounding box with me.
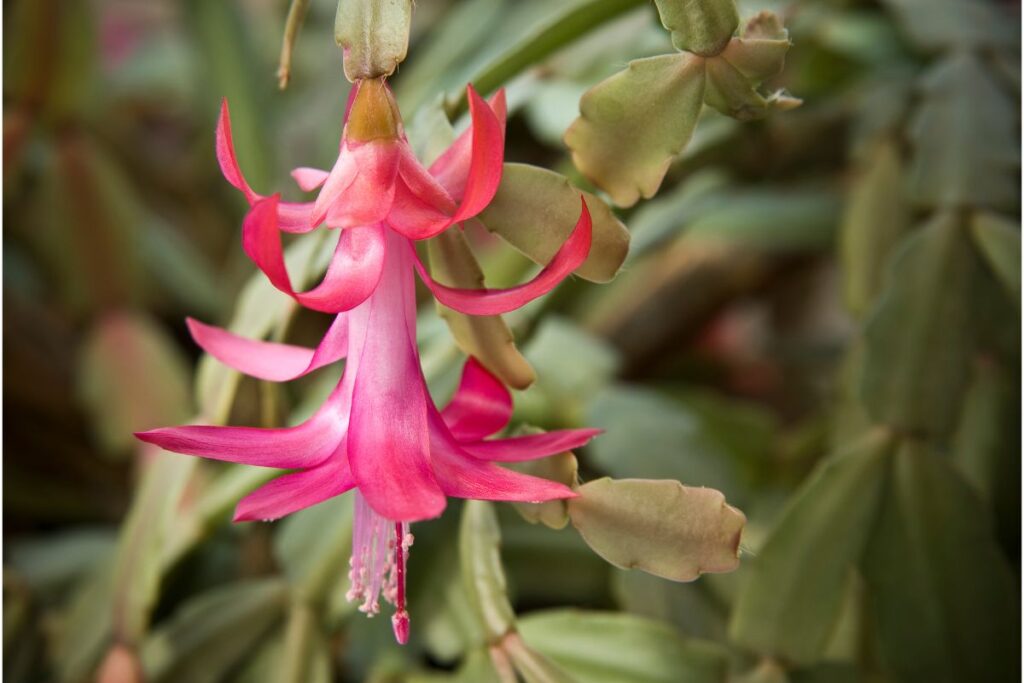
[729,430,894,665]
[840,140,912,316]
[334,0,412,81]
[907,52,1018,212]
[565,53,706,207]
[274,495,354,605]
[53,558,116,682]
[568,478,745,581]
[77,313,192,456]
[860,212,987,436]
[444,0,647,118]
[503,632,576,683]
[518,610,729,683]
[971,212,1021,308]
[653,0,738,56]
[703,54,800,121]
[426,229,536,390]
[478,163,630,283]
[612,570,728,640]
[141,579,287,683]
[861,441,1019,683]
[275,603,333,683]
[719,12,791,82]
[459,500,516,642]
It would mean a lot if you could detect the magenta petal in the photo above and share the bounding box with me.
[429,89,507,201]
[447,86,505,224]
[292,167,330,192]
[134,383,347,468]
[386,155,456,240]
[441,358,512,440]
[413,197,592,315]
[347,231,446,522]
[428,411,575,502]
[294,225,387,313]
[463,428,602,462]
[242,196,385,314]
[233,452,355,522]
[217,101,317,233]
[315,141,401,229]
[187,314,348,382]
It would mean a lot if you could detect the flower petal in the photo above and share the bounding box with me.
[441,358,512,440]
[242,196,385,314]
[291,167,330,192]
[313,141,400,229]
[448,86,505,224]
[412,197,592,315]
[233,451,355,522]
[429,89,507,201]
[134,382,349,469]
[294,225,387,313]
[428,410,575,502]
[347,230,446,522]
[462,428,602,462]
[217,100,317,233]
[187,314,348,382]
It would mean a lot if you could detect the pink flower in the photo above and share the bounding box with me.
[217,78,592,316]
[137,78,600,642]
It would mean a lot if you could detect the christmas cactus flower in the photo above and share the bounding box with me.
[137,77,600,643]
[217,77,592,315]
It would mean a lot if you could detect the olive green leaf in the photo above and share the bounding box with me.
[427,230,536,390]
[460,500,516,642]
[860,212,987,436]
[718,11,790,83]
[840,140,912,316]
[519,610,728,683]
[653,0,738,56]
[507,429,580,530]
[334,0,412,81]
[729,430,894,666]
[703,54,799,121]
[565,53,706,207]
[568,478,745,581]
[478,163,630,283]
[907,52,1018,212]
[861,441,1019,683]
[971,212,1021,308]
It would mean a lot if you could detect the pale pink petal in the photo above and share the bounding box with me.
[441,358,512,440]
[347,229,446,522]
[216,100,317,233]
[292,167,330,192]
[386,172,453,240]
[429,89,507,201]
[428,410,576,502]
[314,141,401,229]
[134,382,348,469]
[187,314,348,382]
[242,196,385,314]
[412,198,592,315]
[462,428,602,462]
[233,451,355,521]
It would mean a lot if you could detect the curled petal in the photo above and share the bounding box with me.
[291,167,330,192]
[187,314,348,382]
[233,451,355,522]
[413,197,592,315]
[217,100,317,233]
[134,382,349,469]
[429,89,508,201]
[428,410,575,502]
[388,87,505,241]
[463,428,602,462]
[242,196,385,313]
[441,358,512,440]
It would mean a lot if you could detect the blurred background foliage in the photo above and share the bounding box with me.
[2,0,1020,682]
